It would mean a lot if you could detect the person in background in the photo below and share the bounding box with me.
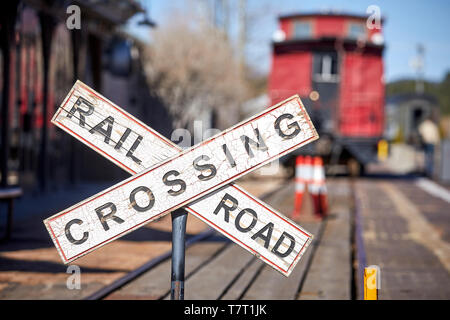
[418,117,441,177]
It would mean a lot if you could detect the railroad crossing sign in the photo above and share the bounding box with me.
[44,81,318,277]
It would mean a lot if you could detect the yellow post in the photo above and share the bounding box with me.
[364,266,379,300]
[377,139,389,161]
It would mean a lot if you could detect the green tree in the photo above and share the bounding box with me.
[386,71,450,115]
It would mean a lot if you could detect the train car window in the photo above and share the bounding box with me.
[348,22,366,40]
[313,52,339,82]
[293,21,311,39]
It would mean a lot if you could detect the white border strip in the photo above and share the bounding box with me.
[416,178,450,204]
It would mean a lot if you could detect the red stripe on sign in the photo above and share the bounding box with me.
[287,240,309,274]
[47,218,69,262]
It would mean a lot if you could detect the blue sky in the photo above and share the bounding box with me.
[126,0,450,83]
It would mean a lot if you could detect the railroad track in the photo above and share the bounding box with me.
[85,228,217,300]
[84,178,354,300]
[84,181,295,300]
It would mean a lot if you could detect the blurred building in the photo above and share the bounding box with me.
[241,94,270,119]
[268,11,385,174]
[0,0,172,193]
[385,93,440,145]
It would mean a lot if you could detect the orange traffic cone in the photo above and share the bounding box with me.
[293,155,314,218]
[303,155,313,185]
[310,157,328,217]
[292,156,305,218]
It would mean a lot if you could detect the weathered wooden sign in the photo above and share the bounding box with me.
[44,81,318,276]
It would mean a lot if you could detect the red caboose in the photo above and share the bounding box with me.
[269,12,385,174]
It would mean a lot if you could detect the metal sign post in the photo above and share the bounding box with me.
[170,208,188,300]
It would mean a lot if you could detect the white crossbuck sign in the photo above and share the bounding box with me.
[44,81,319,276]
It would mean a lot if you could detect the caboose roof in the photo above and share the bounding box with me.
[279,11,385,23]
